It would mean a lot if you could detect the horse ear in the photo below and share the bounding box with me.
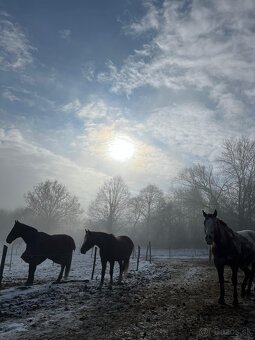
[202,210,207,218]
[213,209,217,217]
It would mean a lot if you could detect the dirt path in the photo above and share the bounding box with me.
[1,259,255,339]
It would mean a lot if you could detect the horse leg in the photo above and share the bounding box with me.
[118,260,124,284]
[216,264,225,304]
[98,259,107,289]
[241,267,250,297]
[64,252,73,280]
[247,263,255,296]
[54,263,65,283]
[26,263,36,285]
[108,260,114,289]
[231,265,239,306]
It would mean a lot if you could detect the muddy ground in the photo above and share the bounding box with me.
[1,259,255,339]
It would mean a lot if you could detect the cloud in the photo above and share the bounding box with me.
[61,98,81,113]
[77,100,108,119]
[2,88,19,102]
[99,0,255,119]
[0,11,35,71]
[127,1,160,35]
[145,103,232,163]
[72,121,182,192]
[0,128,107,209]
[59,29,71,39]
[82,61,96,81]
[61,98,119,121]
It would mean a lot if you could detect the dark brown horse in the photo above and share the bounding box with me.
[80,230,134,289]
[6,220,76,285]
[203,210,255,305]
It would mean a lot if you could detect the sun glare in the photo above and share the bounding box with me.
[108,137,135,162]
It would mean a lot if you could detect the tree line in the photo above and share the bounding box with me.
[1,136,255,249]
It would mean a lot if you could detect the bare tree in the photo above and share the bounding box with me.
[128,196,144,236]
[24,180,83,226]
[87,176,130,233]
[179,164,226,212]
[218,137,255,228]
[138,184,165,242]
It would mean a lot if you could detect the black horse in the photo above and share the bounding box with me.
[203,210,255,305]
[81,230,134,289]
[6,220,76,285]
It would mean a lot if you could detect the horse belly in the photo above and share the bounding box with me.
[48,253,68,264]
[21,250,46,265]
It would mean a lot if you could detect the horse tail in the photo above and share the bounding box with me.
[64,251,73,279]
[71,238,76,251]
[123,259,130,275]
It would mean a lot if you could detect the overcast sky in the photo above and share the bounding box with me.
[1,0,255,210]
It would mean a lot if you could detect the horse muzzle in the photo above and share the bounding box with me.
[205,236,213,245]
[80,247,87,254]
[6,237,12,244]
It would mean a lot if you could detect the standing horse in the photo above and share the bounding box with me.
[202,210,255,305]
[80,230,134,289]
[6,220,76,285]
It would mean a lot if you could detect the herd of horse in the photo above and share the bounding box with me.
[5,210,255,306]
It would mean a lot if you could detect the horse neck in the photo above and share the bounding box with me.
[19,224,38,245]
[214,219,234,247]
[93,232,112,249]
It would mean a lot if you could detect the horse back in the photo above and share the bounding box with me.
[237,230,255,245]
[115,235,134,257]
[100,235,134,261]
[35,232,76,254]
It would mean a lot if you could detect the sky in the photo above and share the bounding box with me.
[1,0,255,210]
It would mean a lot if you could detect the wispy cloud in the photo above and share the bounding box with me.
[99,0,255,119]
[59,29,71,39]
[82,61,96,81]
[0,128,106,209]
[2,88,19,102]
[0,11,35,71]
[61,98,119,121]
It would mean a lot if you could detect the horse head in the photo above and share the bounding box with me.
[6,220,21,244]
[80,229,95,254]
[202,209,217,245]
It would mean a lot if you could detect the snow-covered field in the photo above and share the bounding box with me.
[0,246,168,339]
[1,246,255,339]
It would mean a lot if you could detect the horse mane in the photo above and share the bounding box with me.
[18,221,38,233]
[217,218,235,238]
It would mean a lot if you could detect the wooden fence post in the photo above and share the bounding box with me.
[208,245,212,263]
[9,243,14,270]
[91,246,97,280]
[136,245,141,271]
[149,241,152,264]
[145,243,149,261]
[132,247,136,259]
[0,245,8,287]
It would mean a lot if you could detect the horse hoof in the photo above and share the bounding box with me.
[26,282,33,286]
[52,280,60,284]
[108,285,113,290]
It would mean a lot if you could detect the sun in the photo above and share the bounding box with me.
[108,137,135,162]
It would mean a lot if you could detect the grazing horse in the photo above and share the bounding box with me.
[6,220,76,285]
[202,210,255,305]
[80,230,134,289]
